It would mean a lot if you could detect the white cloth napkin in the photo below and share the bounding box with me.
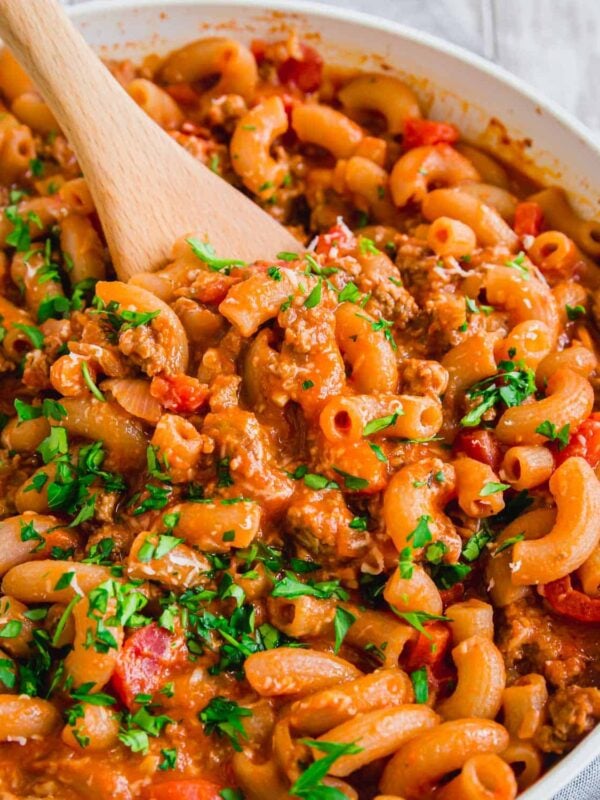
[554,761,600,799]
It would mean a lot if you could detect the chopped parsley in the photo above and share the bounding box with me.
[333,607,356,653]
[535,420,570,450]
[506,251,529,279]
[13,323,44,349]
[363,411,401,436]
[272,573,348,601]
[332,467,368,491]
[566,304,586,321]
[494,533,525,556]
[199,697,252,751]
[391,609,451,636]
[186,238,246,274]
[410,667,429,703]
[81,361,105,402]
[460,359,536,427]
[356,313,397,350]
[14,397,66,423]
[292,740,363,800]
[304,279,322,309]
[479,481,510,497]
[338,282,361,303]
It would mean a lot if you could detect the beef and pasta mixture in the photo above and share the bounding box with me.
[0,32,599,800]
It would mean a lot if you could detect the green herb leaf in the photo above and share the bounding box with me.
[81,361,105,402]
[566,304,586,321]
[187,237,246,274]
[332,467,369,491]
[333,607,356,654]
[338,282,361,303]
[410,666,429,703]
[479,481,510,496]
[535,420,570,450]
[272,573,348,601]
[493,533,525,556]
[391,609,451,636]
[13,323,44,349]
[363,412,401,436]
[292,740,363,800]
[199,696,252,752]
[304,279,322,309]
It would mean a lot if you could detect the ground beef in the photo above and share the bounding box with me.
[536,686,600,754]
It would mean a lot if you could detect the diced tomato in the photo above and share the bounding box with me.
[555,412,600,468]
[314,221,357,257]
[453,429,503,471]
[439,582,465,608]
[250,38,267,65]
[150,374,210,414]
[404,622,451,672]
[142,779,224,800]
[164,83,200,106]
[277,44,323,93]
[540,576,600,623]
[403,118,459,149]
[514,201,544,237]
[112,623,188,709]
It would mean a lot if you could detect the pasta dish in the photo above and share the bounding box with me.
[0,30,599,800]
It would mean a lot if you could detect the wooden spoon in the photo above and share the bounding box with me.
[0,0,299,280]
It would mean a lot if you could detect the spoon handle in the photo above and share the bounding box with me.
[0,0,148,193]
[0,0,180,278]
[0,0,299,278]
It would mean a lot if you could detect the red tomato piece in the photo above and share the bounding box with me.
[514,201,544,237]
[277,44,323,93]
[439,582,465,608]
[452,429,503,472]
[540,576,600,623]
[164,83,200,106]
[250,38,267,65]
[403,118,459,149]
[404,622,451,672]
[150,374,210,414]
[556,412,600,468]
[142,779,224,800]
[314,221,357,257]
[112,623,188,709]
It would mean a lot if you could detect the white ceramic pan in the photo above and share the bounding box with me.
[65,2,600,797]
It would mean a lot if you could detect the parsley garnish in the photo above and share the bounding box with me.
[506,251,529,279]
[494,533,525,556]
[333,607,356,653]
[461,359,536,427]
[566,304,586,321]
[199,697,252,752]
[356,313,397,350]
[392,609,451,636]
[272,573,348,601]
[291,740,363,800]
[535,420,570,450]
[186,238,246,274]
[363,412,401,436]
[81,361,105,402]
[304,279,322,309]
[338,282,361,303]
[332,467,369,491]
[479,481,510,496]
[411,667,429,703]
[14,397,66,423]
[13,323,44,349]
